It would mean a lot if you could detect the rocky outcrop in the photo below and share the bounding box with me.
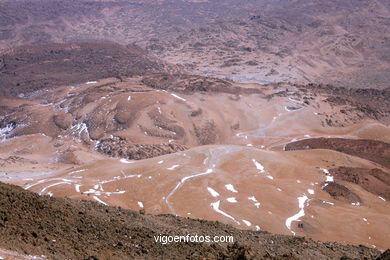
[97,137,188,160]
[330,167,390,201]
[285,138,390,169]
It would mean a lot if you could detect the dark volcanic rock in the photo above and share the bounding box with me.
[322,182,361,204]
[285,138,390,169]
[330,167,390,201]
[0,43,173,97]
[302,84,390,121]
[97,137,188,160]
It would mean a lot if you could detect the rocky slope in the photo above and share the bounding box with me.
[0,43,178,97]
[0,181,386,260]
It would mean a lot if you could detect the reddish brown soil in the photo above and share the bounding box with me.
[330,167,390,201]
[0,181,384,260]
[285,138,390,169]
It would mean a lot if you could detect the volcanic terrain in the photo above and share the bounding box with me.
[0,0,389,259]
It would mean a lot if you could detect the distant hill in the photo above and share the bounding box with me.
[1,0,390,88]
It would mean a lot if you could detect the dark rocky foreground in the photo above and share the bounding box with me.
[0,182,387,260]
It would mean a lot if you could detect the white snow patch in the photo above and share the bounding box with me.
[320,168,330,174]
[83,188,125,196]
[307,189,315,195]
[248,196,261,208]
[322,201,334,205]
[207,187,220,197]
[167,164,180,170]
[0,123,16,142]
[379,196,386,201]
[99,173,141,185]
[255,225,260,231]
[226,197,237,203]
[69,169,86,175]
[320,168,334,183]
[93,196,108,206]
[210,200,240,225]
[225,184,238,193]
[36,180,74,195]
[75,184,82,193]
[171,93,187,101]
[138,201,144,208]
[70,122,90,139]
[248,196,257,202]
[165,167,215,214]
[252,159,274,179]
[326,176,334,182]
[252,159,265,173]
[128,96,132,101]
[120,158,134,164]
[285,195,308,235]
[158,160,164,164]
[242,220,252,226]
